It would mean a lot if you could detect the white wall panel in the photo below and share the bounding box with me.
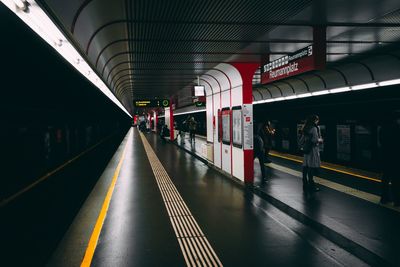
[216,63,242,89]
[232,146,244,181]
[165,107,171,129]
[231,85,242,107]
[222,144,231,174]
[206,95,213,142]
[213,96,221,168]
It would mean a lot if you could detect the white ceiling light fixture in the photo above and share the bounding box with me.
[1,0,131,117]
[297,93,312,98]
[378,78,400,87]
[283,95,298,100]
[329,86,351,93]
[311,90,330,96]
[351,82,378,91]
[13,0,28,11]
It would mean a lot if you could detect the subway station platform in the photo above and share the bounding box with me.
[172,132,400,267]
[42,128,399,266]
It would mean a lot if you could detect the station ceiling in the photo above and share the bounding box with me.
[37,0,400,113]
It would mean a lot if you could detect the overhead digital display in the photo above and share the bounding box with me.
[133,99,170,108]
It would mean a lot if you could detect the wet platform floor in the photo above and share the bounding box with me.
[48,128,372,266]
[173,133,400,267]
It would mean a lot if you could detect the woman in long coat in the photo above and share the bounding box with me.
[300,115,322,192]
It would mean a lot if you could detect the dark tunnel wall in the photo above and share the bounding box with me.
[0,6,131,199]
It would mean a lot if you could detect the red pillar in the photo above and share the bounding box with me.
[231,63,260,184]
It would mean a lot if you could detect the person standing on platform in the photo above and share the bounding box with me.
[160,124,170,143]
[300,115,323,193]
[254,123,267,181]
[260,120,275,163]
[188,116,197,143]
[379,112,400,206]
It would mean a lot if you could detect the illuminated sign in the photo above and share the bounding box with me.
[261,44,325,84]
[133,99,170,108]
[194,85,205,96]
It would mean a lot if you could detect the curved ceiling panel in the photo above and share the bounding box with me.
[36,0,400,113]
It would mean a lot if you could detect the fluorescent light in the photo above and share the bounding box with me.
[297,93,312,98]
[311,90,330,96]
[351,82,378,90]
[13,0,26,10]
[284,95,298,100]
[253,98,275,105]
[329,87,351,93]
[274,97,285,101]
[378,78,400,87]
[1,0,131,117]
[174,109,206,116]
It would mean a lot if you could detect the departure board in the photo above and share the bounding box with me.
[133,99,170,107]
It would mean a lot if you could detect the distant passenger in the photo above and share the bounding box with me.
[254,123,267,181]
[160,124,170,142]
[300,115,323,193]
[379,112,400,206]
[260,120,275,163]
[178,119,186,144]
[188,116,197,143]
[139,120,146,132]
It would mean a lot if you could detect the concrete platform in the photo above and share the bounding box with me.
[173,133,400,267]
[48,128,368,266]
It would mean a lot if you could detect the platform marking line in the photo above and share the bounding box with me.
[140,133,223,267]
[268,163,400,213]
[269,152,381,183]
[80,132,131,267]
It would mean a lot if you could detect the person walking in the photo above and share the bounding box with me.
[300,115,323,193]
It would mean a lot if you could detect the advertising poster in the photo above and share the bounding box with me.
[242,104,253,150]
[232,107,242,147]
[222,109,230,144]
[336,125,351,161]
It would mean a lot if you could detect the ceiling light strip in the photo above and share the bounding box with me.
[254,79,400,105]
[1,0,131,117]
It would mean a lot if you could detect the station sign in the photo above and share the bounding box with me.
[261,44,325,84]
[133,99,170,108]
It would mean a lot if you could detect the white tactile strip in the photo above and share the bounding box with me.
[268,163,400,213]
[140,132,223,267]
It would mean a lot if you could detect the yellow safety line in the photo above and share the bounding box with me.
[80,134,130,267]
[269,152,381,183]
[0,134,116,208]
